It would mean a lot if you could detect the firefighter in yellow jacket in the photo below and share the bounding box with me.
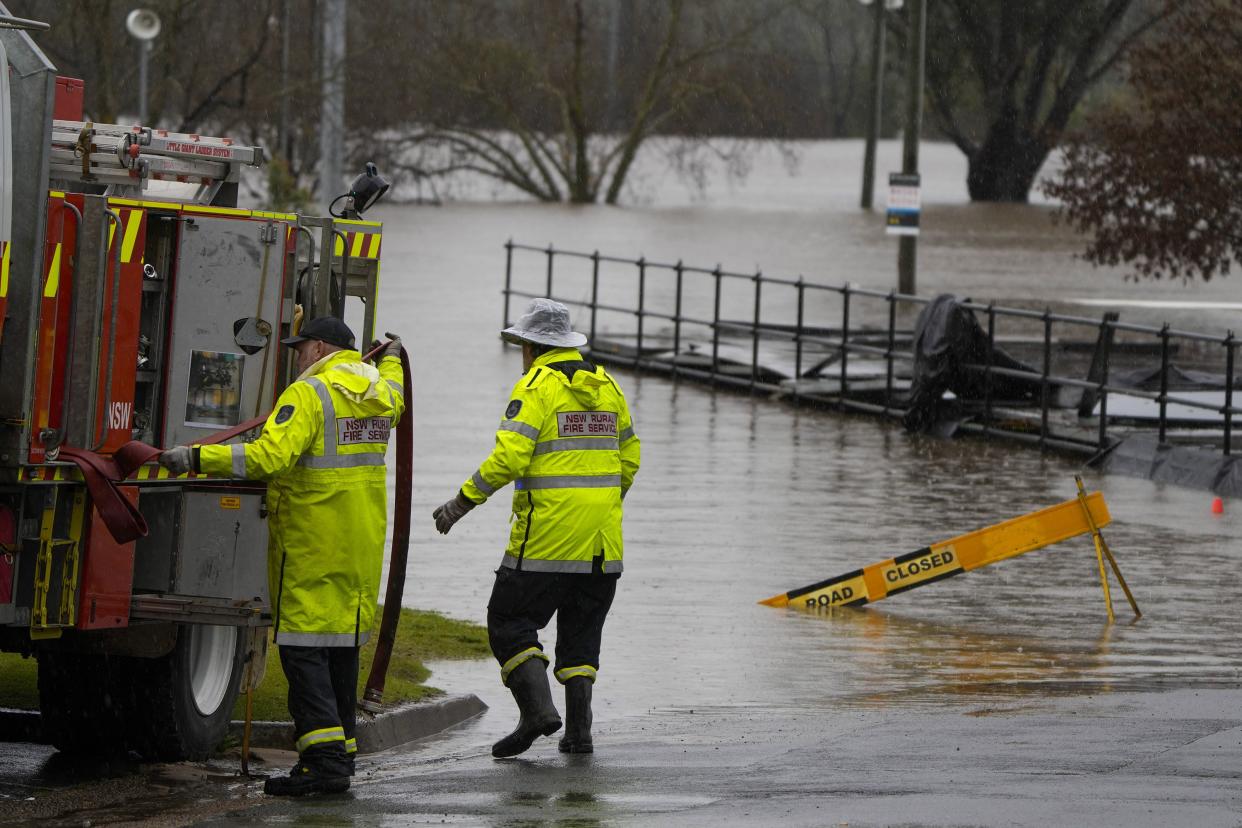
[433,298,640,758]
[160,316,405,796]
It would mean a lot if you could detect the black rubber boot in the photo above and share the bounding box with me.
[262,762,350,796]
[492,659,562,758]
[558,676,593,754]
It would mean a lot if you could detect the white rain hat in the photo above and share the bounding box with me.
[501,298,588,348]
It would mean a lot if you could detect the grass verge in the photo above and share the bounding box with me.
[0,607,489,722]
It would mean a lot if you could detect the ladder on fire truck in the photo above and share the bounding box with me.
[48,120,265,204]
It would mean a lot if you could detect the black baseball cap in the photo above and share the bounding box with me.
[280,316,356,349]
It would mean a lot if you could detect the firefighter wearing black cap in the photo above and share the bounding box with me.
[433,298,640,758]
[161,316,405,795]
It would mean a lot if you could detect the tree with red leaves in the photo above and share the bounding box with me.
[1044,0,1242,281]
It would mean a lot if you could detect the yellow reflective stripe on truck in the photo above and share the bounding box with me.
[42,244,62,297]
[0,240,9,298]
[761,490,1113,610]
[121,209,142,262]
[333,230,382,260]
[20,464,193,482]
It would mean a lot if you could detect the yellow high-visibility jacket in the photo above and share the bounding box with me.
[461,348,639,573]
[198,350,405,646]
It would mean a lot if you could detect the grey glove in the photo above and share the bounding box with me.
[372,334,402,360]
[433,491,477,535]
[160,446,195,476]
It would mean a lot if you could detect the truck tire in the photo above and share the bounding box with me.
[127,623,248,761]
[38,624,248,760]
[37,652,130,756]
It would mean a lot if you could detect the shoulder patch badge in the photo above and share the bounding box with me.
[274,405,296,425]
[505,399,523,419]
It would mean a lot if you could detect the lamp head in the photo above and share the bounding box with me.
[126,8,161,40]
[348,162,390,216]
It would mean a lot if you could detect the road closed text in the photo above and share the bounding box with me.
[799,575,868,608]
[880,547,959,590]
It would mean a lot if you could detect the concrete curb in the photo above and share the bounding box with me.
[0,708,42,743]
[1,694,488,755]
[229,693,488,754]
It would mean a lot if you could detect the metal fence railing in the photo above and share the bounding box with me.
[502,241,1242,457]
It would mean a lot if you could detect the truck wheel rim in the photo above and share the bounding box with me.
[189,624,237,716]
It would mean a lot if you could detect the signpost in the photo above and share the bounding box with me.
[895,0,925,295]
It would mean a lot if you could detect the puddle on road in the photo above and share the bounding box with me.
[357,789,717,827]
[0,750,269,826]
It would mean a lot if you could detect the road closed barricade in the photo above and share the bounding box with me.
[761,479,1139,621]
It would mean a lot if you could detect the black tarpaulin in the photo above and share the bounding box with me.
[1089,433,1242,497]
[902,294,1041,434]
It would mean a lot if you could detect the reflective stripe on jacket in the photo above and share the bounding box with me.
[198,350,405,646]
[461,348,639,573]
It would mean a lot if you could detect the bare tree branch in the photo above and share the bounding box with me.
[177,0,274,131]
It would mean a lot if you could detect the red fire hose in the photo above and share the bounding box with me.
[56,441,163,544]
[360,336,412,712]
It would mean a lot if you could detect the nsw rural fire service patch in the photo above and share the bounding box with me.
[274,405,295,424]
[336,417,391,445]
[505,400,522,419]
[557,411,617,437]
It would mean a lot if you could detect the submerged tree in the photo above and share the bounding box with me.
[361,0,790,204]
[922,0,1170,203]
[1043,0,1242,281]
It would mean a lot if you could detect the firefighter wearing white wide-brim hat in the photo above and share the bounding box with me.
[433,297,641,758]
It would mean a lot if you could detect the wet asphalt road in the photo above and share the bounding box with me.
[207,688,1242,826]
[3,141,1242,825]
[6,686,1240,826]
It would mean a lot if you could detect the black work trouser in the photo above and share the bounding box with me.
[487,563,619,685]
[277,645,358,776]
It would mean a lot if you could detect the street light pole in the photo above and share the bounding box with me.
[138,41,149,125]
[125,9,161,125]
[319,0,346,214]
[860,0,886,209]
[896,0,925,295]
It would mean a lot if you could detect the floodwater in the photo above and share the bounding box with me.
[6,139,1242,825]
[376,139,1242,728]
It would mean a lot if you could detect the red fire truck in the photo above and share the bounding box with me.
[0,9,388,758]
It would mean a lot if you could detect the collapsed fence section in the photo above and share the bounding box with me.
[502,241,1242,460]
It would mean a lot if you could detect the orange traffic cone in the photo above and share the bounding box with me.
[1211,496,1224,515]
